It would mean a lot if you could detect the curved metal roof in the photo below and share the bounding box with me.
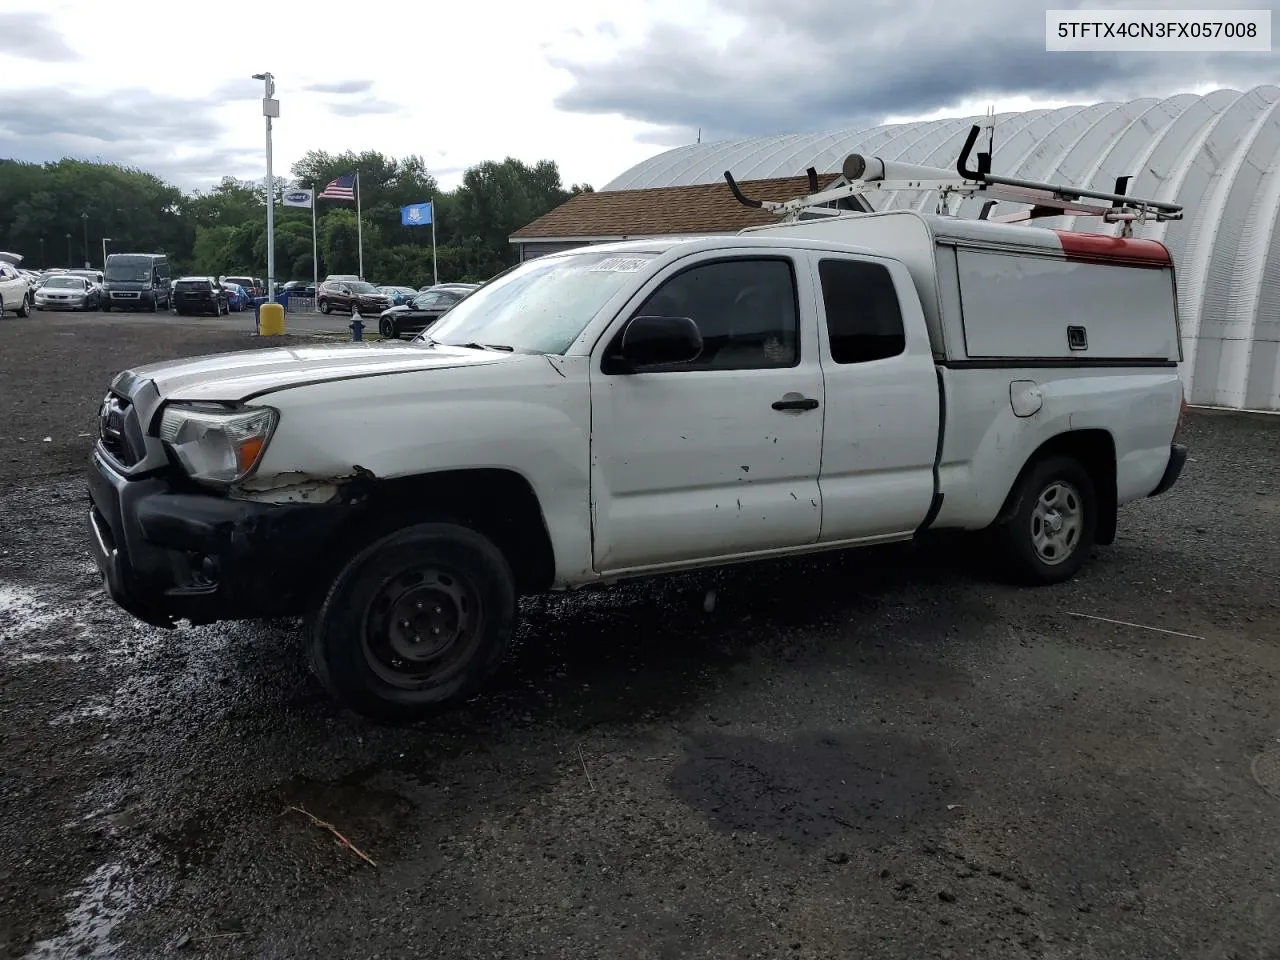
[604,87,1280,410]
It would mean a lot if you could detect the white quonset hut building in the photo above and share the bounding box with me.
[512,86,1280,411]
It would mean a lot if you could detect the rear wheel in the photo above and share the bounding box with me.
[17,295,31,318]
[308,522,516,721]
[379,316,398,339]
[990,455,1096,585]
[319,299,331,314]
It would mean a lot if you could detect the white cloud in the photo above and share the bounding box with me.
[4,0,1272,196]
[0,0,675,191]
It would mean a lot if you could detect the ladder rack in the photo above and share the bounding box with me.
[724,124,1183,236]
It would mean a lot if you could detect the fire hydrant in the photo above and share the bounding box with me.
[350,309,364,341]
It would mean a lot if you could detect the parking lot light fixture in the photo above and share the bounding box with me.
[253,72,279,302]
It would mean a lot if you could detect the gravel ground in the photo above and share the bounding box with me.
[1,312,1278,960]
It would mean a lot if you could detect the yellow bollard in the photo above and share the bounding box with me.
[259,302,285,336]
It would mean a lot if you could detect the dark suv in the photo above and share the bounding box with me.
[173,277,229,316]
[317,279,389,315]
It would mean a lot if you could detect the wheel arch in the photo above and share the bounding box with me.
[314,466,557,603]
[993,429,1118,545]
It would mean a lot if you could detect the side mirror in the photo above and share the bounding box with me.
[615,315,702,370]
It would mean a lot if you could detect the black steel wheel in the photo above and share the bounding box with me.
[990,455,1096,585]
[308,522,516,721]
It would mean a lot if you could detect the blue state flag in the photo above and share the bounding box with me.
[401,201,433,226]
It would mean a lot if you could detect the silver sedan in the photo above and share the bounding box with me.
[34,275,103,311]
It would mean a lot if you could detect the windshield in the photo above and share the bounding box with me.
[425,251,659,353]
[45,277,84,289]
[105,257,154,282]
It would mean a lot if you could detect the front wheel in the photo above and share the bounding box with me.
[17,295,31,318]
[308,522,516,721]
[319,299,331,314]
[379,317,398,339]
[990,455,1096,585]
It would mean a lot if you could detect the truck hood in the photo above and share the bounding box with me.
[112,341,514,403]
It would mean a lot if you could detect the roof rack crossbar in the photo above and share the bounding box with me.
[724,124,1183,228]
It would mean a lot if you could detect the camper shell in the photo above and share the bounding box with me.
[741,210,1181,367]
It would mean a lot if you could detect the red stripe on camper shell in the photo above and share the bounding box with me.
[1052,230,1172,268]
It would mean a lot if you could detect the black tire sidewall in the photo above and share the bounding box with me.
[309,522,516,721]
[996,455,1096,585]
[319,299,330,314]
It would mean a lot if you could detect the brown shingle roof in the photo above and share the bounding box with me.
[510,174,841,241]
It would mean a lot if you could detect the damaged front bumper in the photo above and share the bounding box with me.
[87,447,352,627]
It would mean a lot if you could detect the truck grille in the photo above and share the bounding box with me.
[98,394,143,467]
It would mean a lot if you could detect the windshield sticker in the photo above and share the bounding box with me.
[590,257,648,273]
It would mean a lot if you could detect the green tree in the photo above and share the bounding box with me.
[0,148,580,284]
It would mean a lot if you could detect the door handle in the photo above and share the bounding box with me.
[772,397,819,411]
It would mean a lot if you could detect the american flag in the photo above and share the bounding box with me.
[318,172,356,200]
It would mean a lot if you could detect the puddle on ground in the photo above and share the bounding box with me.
[23,862,138,960]
[670,730,956,847]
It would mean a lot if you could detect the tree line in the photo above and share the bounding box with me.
[0,150,592,288]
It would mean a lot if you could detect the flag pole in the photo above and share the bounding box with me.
[310,188,318,307]
[355,170,364,280]
[431,200,438,285]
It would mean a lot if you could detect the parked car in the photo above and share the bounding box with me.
[325,274,360,283]
[35,274,102,311]
[67,269,106,287]
[172,277,229,316]
[0,260,32,317]
[84,204,1189,720]
[223,276,260,298]
[376,285,418,307]
[280,280,316,298]
[316,279,388,315]
[377,284,474,339]
[221,282,251,312]
[419,281,480,293]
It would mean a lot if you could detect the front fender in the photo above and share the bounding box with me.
[238,353,595,582]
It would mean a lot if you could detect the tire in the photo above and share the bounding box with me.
[379,317,398,339]
[319,299,331,314]
[308,522,516,721]
[150,297,158,313]
[990,455,1096,586]
[17,295,31,318]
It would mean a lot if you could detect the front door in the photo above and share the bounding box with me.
[589,253,825,573]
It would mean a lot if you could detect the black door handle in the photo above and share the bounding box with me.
[772,397,819,411]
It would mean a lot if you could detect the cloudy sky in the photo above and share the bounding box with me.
[1,0,1276,194]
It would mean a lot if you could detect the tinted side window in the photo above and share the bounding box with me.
[818,259,906,364]
[630,258,798,370]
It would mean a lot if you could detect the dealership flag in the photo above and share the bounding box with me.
[401,202,432,226]
[318,172,363,278]
[282,187,313,208]
[401,201,438,284]
[318,173,356,200]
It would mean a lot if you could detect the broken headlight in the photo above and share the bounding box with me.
[158,403,278,484]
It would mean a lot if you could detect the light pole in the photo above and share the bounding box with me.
[102,237,111,271]
[80,212,89,268]
[65,233,71,267]
[253,72,279,301]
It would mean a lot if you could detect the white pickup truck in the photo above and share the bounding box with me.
[86,209,1188,719]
